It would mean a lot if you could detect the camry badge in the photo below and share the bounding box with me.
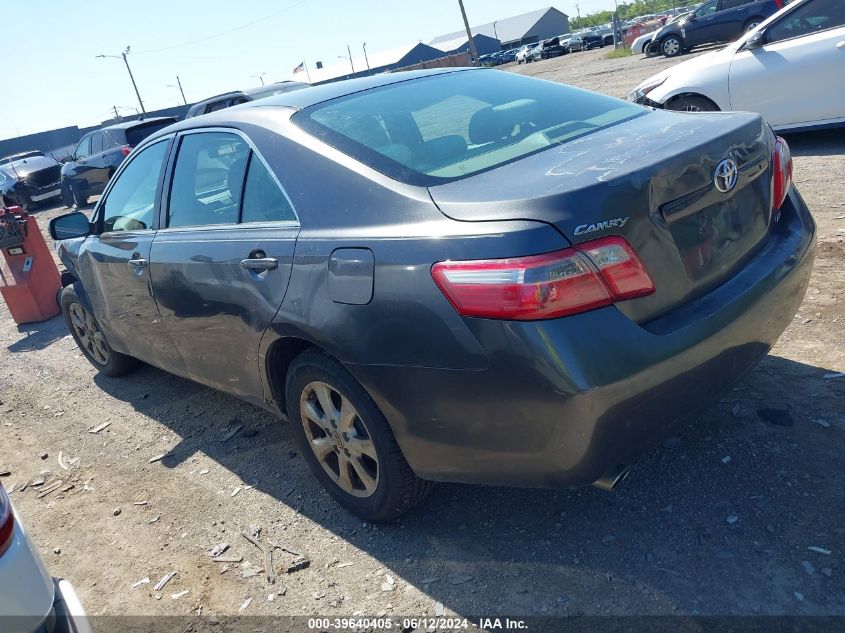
[714,158,739,193]
[574,216,629,236]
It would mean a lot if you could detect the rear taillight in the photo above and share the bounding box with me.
[0,483,14,556]
[431,236,654,320]
[772,136,792,211]
[120,146,132,157]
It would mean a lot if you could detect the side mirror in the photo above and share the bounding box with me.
[50,212,92,240]
[744,30,765,50]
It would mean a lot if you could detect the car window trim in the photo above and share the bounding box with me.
[94,135,175,236]
[157,126,299,233]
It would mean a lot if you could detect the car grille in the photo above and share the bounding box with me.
[25,165,61,188]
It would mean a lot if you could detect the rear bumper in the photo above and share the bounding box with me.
[350,188,815,487]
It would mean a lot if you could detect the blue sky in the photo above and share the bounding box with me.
[4,0,618,140]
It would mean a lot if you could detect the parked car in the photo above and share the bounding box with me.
[498,48,519,64]
[631,0,844,131]
[0,151,62,209]
[50,67,813,521]
[185,81,309,118]
[651,0,785,57]
[631,31,656,53]
[515,43,537,63]
[569,33,606,51]
[0,482,90,633]
[60,117,177,208]
[531,37,568,60]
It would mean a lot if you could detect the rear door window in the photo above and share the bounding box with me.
[240,155,296,223]
[167,132,249,228]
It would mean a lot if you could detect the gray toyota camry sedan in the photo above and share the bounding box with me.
[50,68,814,521]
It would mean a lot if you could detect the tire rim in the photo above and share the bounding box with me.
[747,22,760,31]
[663,39,680,55]
[300,381,379,498]
[68,302,110,366]
[680,104,703,112]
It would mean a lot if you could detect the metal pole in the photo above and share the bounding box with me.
[121,50,146,115]
[176,76,187,105]
[113,106,120,121]
[363,42,371,72]
[347,44,355,74]
[304,61,312,84]
[457,0,480,66]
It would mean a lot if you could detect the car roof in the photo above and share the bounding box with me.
[191,91,248,107]
[100,116,179,132]
[246,67,475,111]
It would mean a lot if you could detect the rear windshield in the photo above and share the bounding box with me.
[125,120,175,146]
[293,70,643,185]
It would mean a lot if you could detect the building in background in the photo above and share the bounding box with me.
[430,33,501,57]
[429,6,570,51]
[309,42,446,85]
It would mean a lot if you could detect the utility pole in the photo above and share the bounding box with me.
[97,46,146,116]
[176,76,187,105]
[362,42,371,73]
[457,0,480,66]
[112,105,120,121]
[347,44,355,74]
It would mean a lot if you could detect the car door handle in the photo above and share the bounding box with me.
[837,41,845,50]
[128,258,147,268]
[240,257,278,271]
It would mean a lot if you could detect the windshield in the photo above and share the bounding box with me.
[294,70,643,185]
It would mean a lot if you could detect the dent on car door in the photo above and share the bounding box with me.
[75,138,181,366]
[149,130,300,401]
[729,0,845,127]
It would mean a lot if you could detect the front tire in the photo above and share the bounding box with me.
[61,284,138,377]
[60,182,74,208]
[667,94,719,112]
[660,35,684,57]
[744,18,763,32]
[285,349,433,522]
[70,182,88,208]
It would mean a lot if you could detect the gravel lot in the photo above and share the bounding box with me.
[1,47,843,624]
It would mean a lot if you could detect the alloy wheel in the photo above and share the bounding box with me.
[68,302,110,366]
[663,38,681,56]
[299,380,379,498]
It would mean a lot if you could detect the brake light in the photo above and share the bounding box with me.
[431,236,654,320]
[772,136,792,211]
[0,483,14,556]
[120,146,132,157]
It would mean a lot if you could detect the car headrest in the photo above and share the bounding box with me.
[420,135,468,167]
[468,99,541,145]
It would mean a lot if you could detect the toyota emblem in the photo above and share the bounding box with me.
[714,158,739,193]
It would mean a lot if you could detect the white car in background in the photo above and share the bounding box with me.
[0,483,90,633]
[629,0,845,132]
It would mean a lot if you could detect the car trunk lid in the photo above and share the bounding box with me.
[428,110,775,323]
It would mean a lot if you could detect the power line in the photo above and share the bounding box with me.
[136,0,310,55]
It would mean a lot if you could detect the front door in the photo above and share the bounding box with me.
[149,130,299,401]
[74,138,179,366]
[729,0,845,128]
[683,0,721,47]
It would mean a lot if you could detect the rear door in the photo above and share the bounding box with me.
[729,0,845,127]
[149,129,299,400]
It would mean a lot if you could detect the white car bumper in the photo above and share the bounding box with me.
[0,508,90,633]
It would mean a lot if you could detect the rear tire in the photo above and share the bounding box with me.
[667,94,719,113]
[660,34,684,57]
[61,284,138,377]
[285,349,434,522]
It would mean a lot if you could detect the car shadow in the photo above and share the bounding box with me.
[6,314,66,353]
[89,350,845,616]
[783,127,845,157]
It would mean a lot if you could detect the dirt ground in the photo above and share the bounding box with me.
[1,47,843,625]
